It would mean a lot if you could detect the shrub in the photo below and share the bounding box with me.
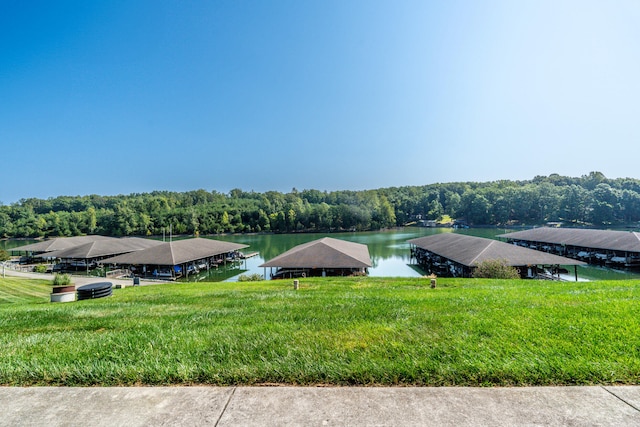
[0,249,9,262]
[52,273,72,286]
[33,265,48,273]
[237,273,263,282]
[472,259,521,279]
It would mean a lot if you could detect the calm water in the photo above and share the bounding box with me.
[207,227,640,282]
[4,228,640,281]
[212,228,439,281]
[0,239,38,250]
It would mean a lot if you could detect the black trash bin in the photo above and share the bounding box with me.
[133,277,140,286]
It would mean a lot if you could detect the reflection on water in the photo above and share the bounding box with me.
[0,239,38,251]
[5,227,640,282]
[212,227,640,282]
[195,228,445,281]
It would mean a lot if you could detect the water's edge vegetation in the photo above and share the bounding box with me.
[1,276,638,386]
[1,172,639,238]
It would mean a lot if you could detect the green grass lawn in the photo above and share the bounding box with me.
[0,277,51,304]
[1,276,639,386]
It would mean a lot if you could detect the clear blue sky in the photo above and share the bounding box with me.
[2,1,639,203]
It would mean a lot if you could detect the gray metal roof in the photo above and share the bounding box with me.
[259,237,372,269]
[408,233,585,267]
[35,237,164,260]
[9,235,114,253]
[497,227,640,252]
[100,238,249,266]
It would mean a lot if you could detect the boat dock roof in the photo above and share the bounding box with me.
[408,233,585,268]
[497,228,640,253]
[100,238,248,266]
[259,237,372,269]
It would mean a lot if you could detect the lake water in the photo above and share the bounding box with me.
[4,228,640,282]
[201,227,640,282]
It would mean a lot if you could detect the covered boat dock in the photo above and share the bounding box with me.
[33,237,164,272]
[9,235,114,258]
[408,233,585,280]
[260,237,372,279]
[100,237,249,280]
[9,236,164,273]
[497,228,640,268]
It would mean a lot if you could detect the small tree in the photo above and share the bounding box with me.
[0,249,9,262]
[472,259,520,279]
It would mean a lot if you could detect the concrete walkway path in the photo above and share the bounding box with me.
[1,266,154,288]
[1,386,639,426]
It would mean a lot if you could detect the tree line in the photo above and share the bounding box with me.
[1,172,639,238]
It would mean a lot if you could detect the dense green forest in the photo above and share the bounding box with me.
[1,172,639,238]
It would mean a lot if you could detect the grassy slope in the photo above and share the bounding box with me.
[0,277,51,304]
[0,277,639,386]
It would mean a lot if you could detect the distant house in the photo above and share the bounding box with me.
[259,237,372,279]
[408,233,585,280]
[418,220,437,228]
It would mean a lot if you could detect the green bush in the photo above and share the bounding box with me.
[33,265,48,273]
[0,249,9,262]
[237,273,263,282]
[472,259,521,279]
[52,273,72,286]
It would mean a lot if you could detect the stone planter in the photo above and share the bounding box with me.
[51,284,76,303]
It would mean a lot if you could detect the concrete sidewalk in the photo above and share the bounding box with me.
[1,267,155,288]
[1,386,639,426]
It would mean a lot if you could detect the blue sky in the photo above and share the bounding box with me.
[2,1,639,203]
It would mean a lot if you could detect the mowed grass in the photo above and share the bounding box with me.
[1,276,639,386]
[0,277,51,304]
